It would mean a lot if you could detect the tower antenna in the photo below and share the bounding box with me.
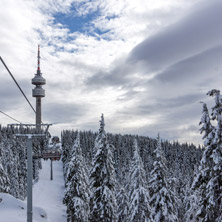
[32,45,46,131]
[37,44,41,73]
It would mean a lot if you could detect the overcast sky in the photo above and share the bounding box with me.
[0,0,222,145]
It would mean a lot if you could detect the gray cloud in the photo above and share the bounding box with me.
[43,102,89,124]
[85,0,222,91]
[141,45,222,104]
[59,59,99,73]
[85,61,136,89]
[109,98,202,144]
[47,81,74,93]
[138,93,204,115]
[128,0,222,71]
[0,71,33,112]
[150,45,222,85]
[129,122,200,144]
[115,93,204,126]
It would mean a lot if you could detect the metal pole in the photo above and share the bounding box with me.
[9,125,51,222]
[50,159,53,180]
[36,97,41,131]
[9,126,51,222]
[27,136,33,222]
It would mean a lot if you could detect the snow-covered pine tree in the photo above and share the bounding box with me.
[0,138,10,193]
[61,126,202,222]
[7,141,20,198]
[89,114,117,222]
[63,133,90,222]
[116,187,129,222]
[0,158,10,193]
[128,138,152,222]
[199,102,215,146]
[192,89,222,222]
[186,102,213,222]
[62,130,76,179]
[17,139,27,200]
[148,134,178,222]
[185,190,201,222]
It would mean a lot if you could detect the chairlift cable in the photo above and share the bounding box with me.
[0,56,36,114]
[0,110,22,124]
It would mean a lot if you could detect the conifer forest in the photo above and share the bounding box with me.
[0,89,222,221]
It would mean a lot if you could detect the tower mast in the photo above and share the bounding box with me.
[32,45,46,131]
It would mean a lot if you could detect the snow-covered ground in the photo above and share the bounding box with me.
[0,160,66,222]
[33,160,67,222]
[0,193,47,222]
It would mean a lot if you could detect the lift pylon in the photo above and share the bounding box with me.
[8,123,52,222]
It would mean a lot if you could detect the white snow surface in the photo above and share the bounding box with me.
[33,160,67,222]
[0,160,66,222]
[0,192,47,222]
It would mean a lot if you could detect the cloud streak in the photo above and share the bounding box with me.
[129,0,222,71]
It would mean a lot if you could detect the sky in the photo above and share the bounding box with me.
[0,0,222,145]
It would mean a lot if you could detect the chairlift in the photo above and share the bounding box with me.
[42,149,61,161]
[42,138,61,161]
[7,123,53,159]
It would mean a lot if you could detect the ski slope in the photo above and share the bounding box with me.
[0,193,47,222]
[33,159,67,222]
[0,160,66,222]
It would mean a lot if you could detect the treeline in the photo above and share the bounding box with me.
[0,125,47,200]
[61,89,222,222]
[61,116,202,222]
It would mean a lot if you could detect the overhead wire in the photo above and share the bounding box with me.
[0,111,22,124]
[0,56,36,114]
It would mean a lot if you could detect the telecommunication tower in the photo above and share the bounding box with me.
[32,45,46,130]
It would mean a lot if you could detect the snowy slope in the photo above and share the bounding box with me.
[33,160,67,222]
[0,160,66,222]
[0,193,47,222]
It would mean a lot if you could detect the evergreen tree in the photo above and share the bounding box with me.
[7,141,20,198]
[89,114,117,222]
[63,133,90,222]
[116,187,129,222]
[17,140,27,200]
[61,124,203,222]
[128,139,152,222]
[192,89,222,222]
[62,130,76,179]
[148,134,178,222]
[0,158,10,193]
[185,189,201,222]
[199,102,215,146]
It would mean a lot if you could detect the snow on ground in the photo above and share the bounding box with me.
[0,159,66,222]
[0,193,47,222]
[33,159,67,222]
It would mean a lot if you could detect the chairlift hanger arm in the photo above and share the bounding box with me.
[8,124,52,127]
[7,123,52,137]
[15,134,46,138]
